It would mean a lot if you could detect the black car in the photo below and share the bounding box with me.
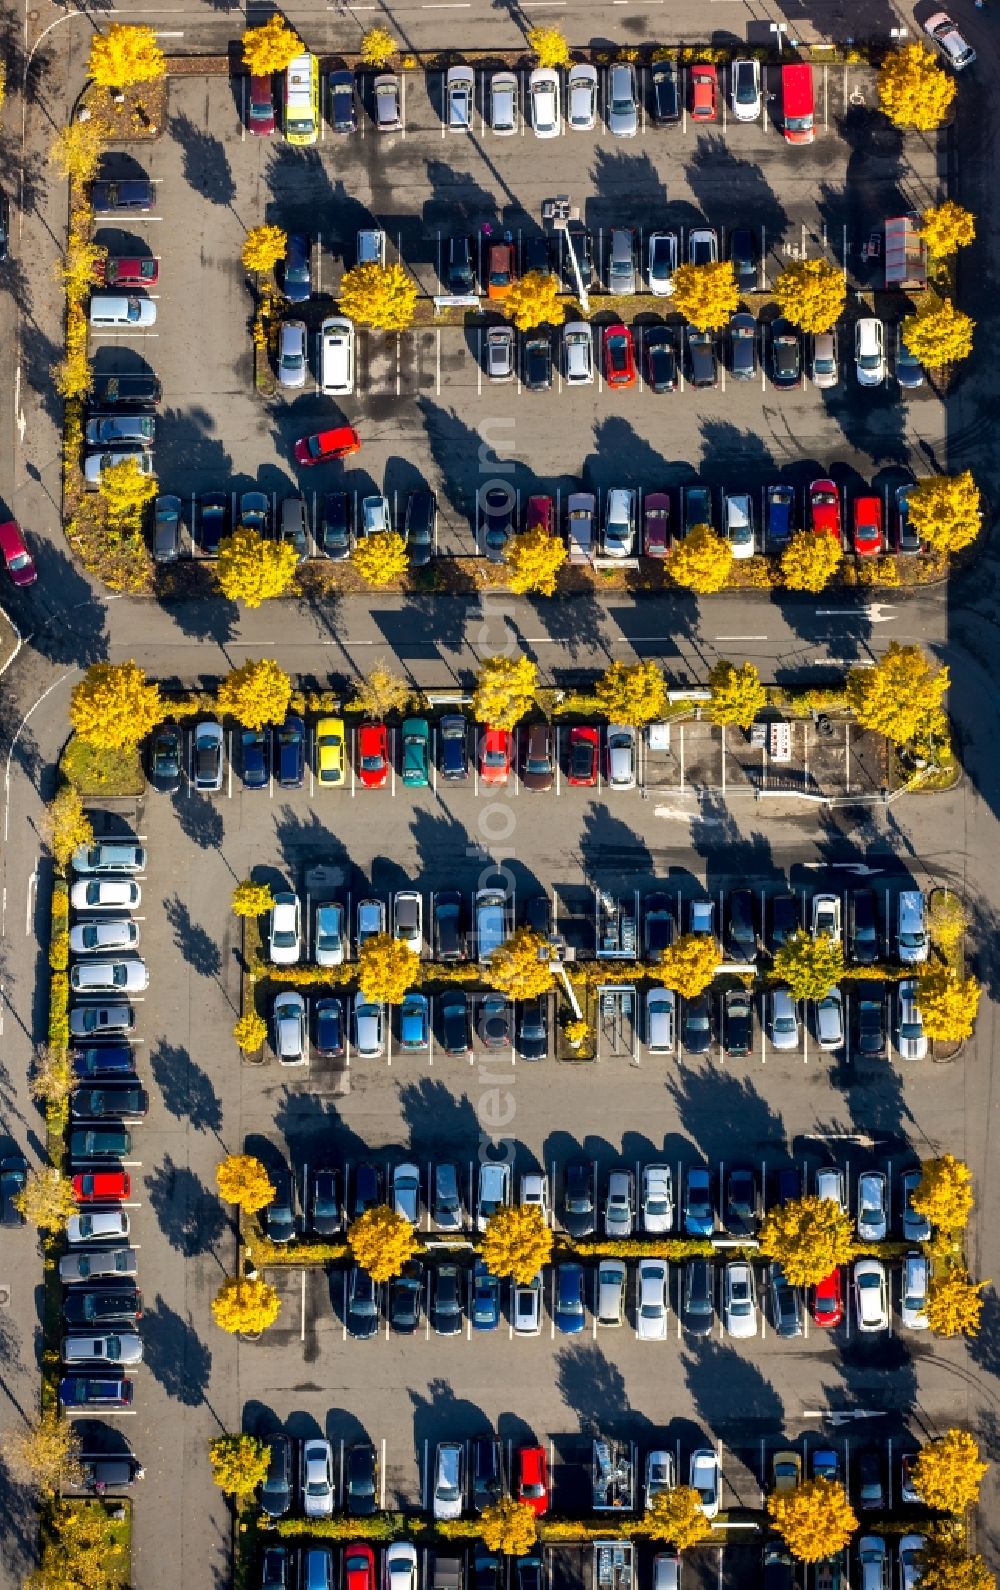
[308,1168,341,1236]
[770,318,801,388]
[0,190,9,262]
[726,888,758,962]
[260,1434,294,1520]
[769,892,799,951]
[472,1438,505,1512]
[480,486,513,563]
[562,226,594,291]
[388,1259,423,1333]
[314,998,344,1059]
[345,1441,378,1515]
[91,179,153,213]
[431,1263,464,1335]
[71,1453,145,1492]
[857,1449,884,1510]
[90,371,161,408]
[440,993,471,1057]
[264,1168,296,1245]
[346,1266,381,1340]
[71,1085,148,1122]
[516,998,547,1062]
[321,492,352,560]
[644,893,675,959]
[199,491,229,556]
[283,232,311,303]
[275,716,305,789]
[63,1285,142,1328]
[240,727,269,790]
[562,1159,596,1238]
[722,990,753,1057]
[446,235,476,294]
[768,1261,803,1337]
[147,722,182,793]
[729,227,758,291]
[687,329,717,388]
[650,58,680,123]
[682,995,712,1054]
[328,69,357,132]
[351,1163,382,1220]
[517,1561,543,1590]
[523,334,552,392]
[730,312,757,380]
[645,326,677,393]
[474,1553,502,1590]
[848,889,879,964]
[855,988,887,1058]
[725,1167,759,1237]
[70,1127,131,1161]
[262,1546,290,1590]
[404,489,436,568]
[434,891,466,960]
[763,1547,795,1590]
[682,1258,714,1335]
[524,895,552,939]
[522,235,556,277]
[683,484,714,536]
[0,1154,27,1225]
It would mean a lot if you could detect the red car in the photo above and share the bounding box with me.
[603,324,636,389]
[480,727,512,786]
[567,726,599,786]
[643,492,670,558]
[852,495,883,557]
[0,520,37,587]
[813,1267,843,1328]
[247,73,277,136]
[72,1171,131,1202]
[808,479,842,544]
[517,1445,549,1516]
[690,64,718,121]
[357,722,389,789]
[95,256,159,288]
[344,1544,375,1590]
[525,495,554,536]
[294,425,361,468]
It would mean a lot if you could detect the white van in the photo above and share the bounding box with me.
[319,316,354,396]
[89,294,157,328]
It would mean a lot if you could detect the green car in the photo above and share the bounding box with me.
[401,717,430,787]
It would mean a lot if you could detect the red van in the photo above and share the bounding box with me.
[0,520,37,586]
[781,63,815,144]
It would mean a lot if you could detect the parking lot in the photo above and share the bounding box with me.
[87,61,948,556]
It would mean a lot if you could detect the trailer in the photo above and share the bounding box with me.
[884,215,927,291]
[594,1542,635,1590]
[592,1439,636,1511]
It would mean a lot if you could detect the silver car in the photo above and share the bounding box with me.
[567,63,597,130]
[723,1260,758,1338]
[66,1209,130,1246]
[476,1161,510,1230]
[486,325,514,382]
[354,992,384,1058]
[69,920,139,956]
[445,66,474,130]
[70,958,148,995]
[636,1261,668,1341]
[900,1252,928,1330]
[857,1171,887,1242]
[62,1331,143,1365]
[314,902,346,967]
[604,1169,635,1237]
[59,1246,138,1284]
[192,720,224,792]
[393,1162,420,1224]
[489,70,518,133]
[896,980,927,1060]
[278,319,307,390]
[273,991,306,1065]
[607,228,636,294]
[767,988,799,1051]
[607,62,638,136]
[811,330,838,389]
[72,842,146,876]
[374,73,402,131]
[607,724,636,790]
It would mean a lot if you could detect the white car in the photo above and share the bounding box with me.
[361,495,391,536]
[641,1165,674,1234]
[644,1449,676,1506]
[529,67,561,137]
[384,1543,418,1590]
[393,891,423,954]
[723,1261,758,1339]
[923,11,975,69]
[604,1169,635,1237]
[302,1439,334,1518]
[724,493,755,560]
[637,1260,669,1341]
[731,57,762,121]
[854,1257,889,1332]
[899,1537,927,1590]
[688,228,718,266]
[566,63,597,129]
[445,65,474,129]
[603,487,636,559]
[689,1449,721,1518]
[477,1161,510,1231]
[69,920,139,956]
[62,1331,142,1365]
[816,1166,846,1209]
[70,879,141,912]
[855,318,885,387]
[393,1163,421,1224]
[563,322,594,385]
[520,1171,551,1224]
[269,891,301,966]
[857,1171,887,1242]
[607,724,637,790]
[647,232,678,297]
[811,893,842,942]
[70,959,147,995]
[900,1252,929,1331]
[488,70,518,134]
[433,1441,465,1519]
[67,1209,130,1246]
[314,902,346,967]
[273,991,307,1065]
[896,980,928,1060]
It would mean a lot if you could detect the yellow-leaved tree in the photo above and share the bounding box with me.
[87,23,165,90]
[347,663,414,721]
[339,263,417,332]
[709,660,766,730]
[877,43,956,131]
[479,1499,539,1556]
[767,1479,858,1563]
[773,931,844,1002]
[232,880,274,919]
[216,658,293,730]
[759,1196,856,1288]
[472,656,538,730]
[907,471,981,555]
[59,236,107,304]
[779,531,843,593]
[41,785,93,871]
[360,27,396,68]
[348,1204,417,1282]
[357,935,418,1004]
[242,16,303,76]
[919,200,975,259]
[505,529,566,597]
[658,933,721,997]
[481,1205,553,1284]
[29,1047,74,1112]
[209,1433,272,1502]
[70,661,163,750]
[671,262,739,330]
[911,1429,988,1514]
[902,296,974,367]
[925,1267,987,1338]
[846,643,949,747]
[595,660,667,727]
[212,1276,282,1336]
[911,1155,974,1233]
[215,1154,274,1213]
[773,259,847,335]
[98,456,158,529]
[242,224,288,277]
[916,1541,995,1590]
[352,532,409,587]
[917,966,981,1042]
[527,26,570,68]
[667,524,733,594]
[638,1488,712,1550]
[49,120,104,185]
[13,1169,77,1233]
[217,528,298,608]
[233,1012,268,1054]
[0,1410,82,1498]
[505,271,565,333]
[487,929,555,1001]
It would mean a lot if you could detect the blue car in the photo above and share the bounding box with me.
[274,716,304,789]
[283,232,312,303]
[471,1258,501,1330]
[554,1262,586,1334]
[766,484,796,548]
[812,1448,840,1483]
[683,1167,714,1237]
[241,727,269,789]
[399,993,429,1051]
[72,1046,135,1081]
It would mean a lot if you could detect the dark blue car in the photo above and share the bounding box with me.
[554,1262,586,1334]
[471,1258,501,1331]
[72,1046,135,1081]
[766,484,796,548]
[274,716,305,789]
[241,727,269,789]
[283,233,312,303]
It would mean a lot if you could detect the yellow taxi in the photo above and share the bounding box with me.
[315,717,346,787]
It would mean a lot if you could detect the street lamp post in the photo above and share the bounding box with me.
[543,194,589,314]
[770,22,788,54]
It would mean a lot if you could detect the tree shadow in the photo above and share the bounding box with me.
[154,405,233,500]
[23,543,110,669]
[170,788,225,852]
[681,1342,783,1466]
[145,1155,227,1257]
[164,893,223,979]
[685,134,789,247]
[168,112,237,207]
[555,1340,638,1438]
[142,1292,213,1406]
[588,147,669,218]
[397,1076,481,1157]
[272,1092,370,1174]
[273,806,347,874]
[579,802,652,885]
[148,1037,223,1136]
[667,1065,787,1166]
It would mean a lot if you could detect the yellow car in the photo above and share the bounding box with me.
[772,1451,802,1494]
[315,717,346,787]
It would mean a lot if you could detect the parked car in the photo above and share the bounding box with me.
[517,1446,549,1514]
[566,63,597,130]
[896,980,928,1060]
[690,1450,720,1517]
[857,1171,888,1242]
[769,1262,804,1337]
[731,57,762,120]
[553,1263,586,1335]
[302,1439,335,1519]
[651,59,680,122]
[346,1266,381,1340]
[689,64,718,120]
[767,988,799,1051]
[645,326,677,393]
[607,61,638,135]
[770,319,801,387]
[724,1261,758,1338]
[811,329,839,388]
[529,68,561,137]
[923,11,975,69]
[682,1258,714,1336]
[855,318,885,386]
[684,1167,714,1236]
[603,325,636,389]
